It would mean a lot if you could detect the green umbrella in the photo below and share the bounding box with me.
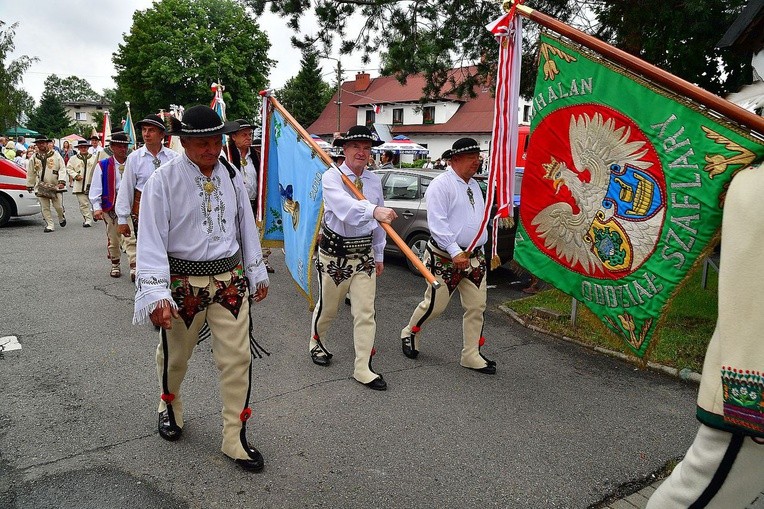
[3,126,41,137]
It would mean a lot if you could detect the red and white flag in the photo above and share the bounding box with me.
[470,7,522,268]
[101,110,111,148]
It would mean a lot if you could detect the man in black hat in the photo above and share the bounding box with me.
[309,125,397,391]
[228,119,273,272]
[115,113,178,281]
[66,139,98,227]
[89,132,131,277]
[25,136,67,233]
[88,134,105,159]
[133,105,270,472]
[399,137,496,375]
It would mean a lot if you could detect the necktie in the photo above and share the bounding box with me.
[354,175,363,193]
[467,187,474,208]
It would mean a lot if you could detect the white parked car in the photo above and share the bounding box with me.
[0,158,41,226]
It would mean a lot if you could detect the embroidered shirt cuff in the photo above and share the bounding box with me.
[133,273,174,325]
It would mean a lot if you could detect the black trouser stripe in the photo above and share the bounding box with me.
[415,246,438,328]
[160,327,171,396]
[688,433,745,508]
[312,264,324,336]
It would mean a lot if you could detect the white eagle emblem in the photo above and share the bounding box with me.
[531,112,662,274]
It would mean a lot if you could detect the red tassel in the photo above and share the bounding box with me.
[161,393,175,403]
[240,407,252,422]
[371,348,377,357]
[313,334,319,340]
[411,326,421,333]
[479,337,486,347]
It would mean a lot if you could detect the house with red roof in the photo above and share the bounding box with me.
[306,67,532,163]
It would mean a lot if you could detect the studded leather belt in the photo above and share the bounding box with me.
[168,250,241,276]
[319,226,372,258]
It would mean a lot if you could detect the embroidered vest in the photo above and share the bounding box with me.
[99,157,117,212]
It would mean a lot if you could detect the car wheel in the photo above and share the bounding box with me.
[0,195,11,227]
[405,233,430,276]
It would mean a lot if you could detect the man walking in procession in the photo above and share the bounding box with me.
[115,113,178,281]
[66,139,98,227]
[133,105,270,472]
[89,131,132,277]
[25,136,67,233]
[309,125,398,391]
[399,138,496,375]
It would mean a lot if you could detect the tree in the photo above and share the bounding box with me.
[277,48,334,128]
[27,90,73,139]
[246,0,752,99]
[113,0,274,120]
[0,21,38,131]
[43,74,100,103]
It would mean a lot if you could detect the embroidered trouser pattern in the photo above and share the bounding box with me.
[155,270,255,460]
[401,247,488,369]
[310,250,379,384]
[646,424,764,508]
[38,194,64,229]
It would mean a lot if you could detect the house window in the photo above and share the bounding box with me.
[392,108,403,125]
[422,106,435,125]
[523,105,532,123]
[75,112,87,121]
[365,109,375,126]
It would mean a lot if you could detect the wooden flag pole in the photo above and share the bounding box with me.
[508,1,764,137]
[263,92,441,289]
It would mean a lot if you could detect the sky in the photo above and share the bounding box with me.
[7,0,379,105]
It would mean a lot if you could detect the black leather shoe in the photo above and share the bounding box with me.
[232,449,264,472]
[468,364,497,375]
[59,218,66,227]
[363,376,387,391]
[401,335,418,359]
[158,410,182,441]
[310,345,331,366]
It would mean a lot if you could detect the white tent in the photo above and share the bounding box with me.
[372,135,429,156]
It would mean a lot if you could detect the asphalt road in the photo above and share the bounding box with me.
[0,193,700,509]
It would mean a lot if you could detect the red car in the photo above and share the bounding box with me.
[0,158,41,226]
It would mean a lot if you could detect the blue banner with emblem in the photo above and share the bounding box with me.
[261,98,329,307]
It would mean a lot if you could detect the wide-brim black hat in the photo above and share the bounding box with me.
[166,105,240,138]
[232,118,253,132]
[135,114,167,132]
[76,140,90,148]
[109,131,130,145]
[333,125,384,147]
[34,136,52,144]
[441,149,452,160]
[450,137,482,156]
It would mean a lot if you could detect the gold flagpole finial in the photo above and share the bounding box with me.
[503,0,533,16]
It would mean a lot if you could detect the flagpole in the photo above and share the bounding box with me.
[509,1,764,136]
[262,91,441,289]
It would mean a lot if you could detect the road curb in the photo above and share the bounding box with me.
[498,304,702,384]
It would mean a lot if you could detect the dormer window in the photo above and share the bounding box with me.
[423,106,435,125]
[392,108,404,125]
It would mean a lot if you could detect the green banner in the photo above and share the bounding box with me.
[514,33,764,356]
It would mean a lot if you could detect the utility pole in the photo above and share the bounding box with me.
[335,60,343,133]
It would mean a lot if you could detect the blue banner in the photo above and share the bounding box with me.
[262,104,329,306]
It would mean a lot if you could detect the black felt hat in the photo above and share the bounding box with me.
[75,139,90,148]
[232,118,254,131]
[34,136,52,144]
[449,137,482,156]
[109,131,130,145]
[135,114,167,132]
[441,149,452,160]
[333,125,384,147]
[166,106,240,138]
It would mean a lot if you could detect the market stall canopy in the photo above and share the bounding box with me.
[62,133,86,143]
[3,126,40,137]
[310,134,332,151]
[372,135,429,155]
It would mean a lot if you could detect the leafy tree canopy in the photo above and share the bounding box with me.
[113,0,274,121]
[277,48,335,128]
[0,21,38,131]
[27,90,73,139]
[43,74,100,103]
[246,0,751,99]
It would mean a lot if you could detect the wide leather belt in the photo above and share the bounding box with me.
[168,250,241,276]
[319,226,372,258]
[428,240,483,259]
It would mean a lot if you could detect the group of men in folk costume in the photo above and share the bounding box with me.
[25,137,67,232]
